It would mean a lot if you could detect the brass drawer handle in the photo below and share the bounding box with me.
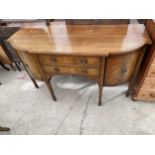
[54,68,60,72]
[51,57,57,63]
[80,58,88,64]
[121,68,127,74]
[81,69,88,74]
[150,93,155,97]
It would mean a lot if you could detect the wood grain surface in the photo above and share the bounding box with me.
[8,23,151,56]
[6,21,152,105]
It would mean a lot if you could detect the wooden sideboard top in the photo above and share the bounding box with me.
[8,22,152,56]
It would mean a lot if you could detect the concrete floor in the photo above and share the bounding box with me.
[0,66,155,135]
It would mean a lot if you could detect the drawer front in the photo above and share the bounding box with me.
[138,89,155,100]
[43,66,99,77]
[147,64,155,77]
[39,55,100,66]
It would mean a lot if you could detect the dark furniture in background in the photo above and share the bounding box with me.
[137,19,146,24]
[0,19,54,26]
[133,19,155,101]
[0,26,21,71]
[65,19,129,25]
[0,19,56,72]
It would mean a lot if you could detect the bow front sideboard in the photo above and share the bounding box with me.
[7,22,151,105]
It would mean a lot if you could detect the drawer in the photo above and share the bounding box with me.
[147,64,155,77]
[142,77,155,89]
[43,66,99,77]
[138,89,155,100]
[39,55,100,66]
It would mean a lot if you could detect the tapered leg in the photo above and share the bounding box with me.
[98,86,103,106]
[14,62,22,71]
[126,88,130,97]
[0,126,10,131]
[22,63,39,89]
[9,63,16,71]
[31,78,39,89]
[26,69,39,89]
[0,61,10,71]
[45,80,57,101]
[97,57,105,106]
[126,80,136,97]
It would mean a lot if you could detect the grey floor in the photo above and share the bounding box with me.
[0,66,155,135]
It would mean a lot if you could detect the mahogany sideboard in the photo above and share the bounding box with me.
[7,22,151,105]
[133,19,155,101]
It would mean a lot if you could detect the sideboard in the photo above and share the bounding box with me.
[7,22,151,105]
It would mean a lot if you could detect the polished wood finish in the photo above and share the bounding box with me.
[8,22,151,105]
[133,19,155,101]
[8,23,151,55]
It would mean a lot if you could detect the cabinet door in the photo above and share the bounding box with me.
[104,49,141,86]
